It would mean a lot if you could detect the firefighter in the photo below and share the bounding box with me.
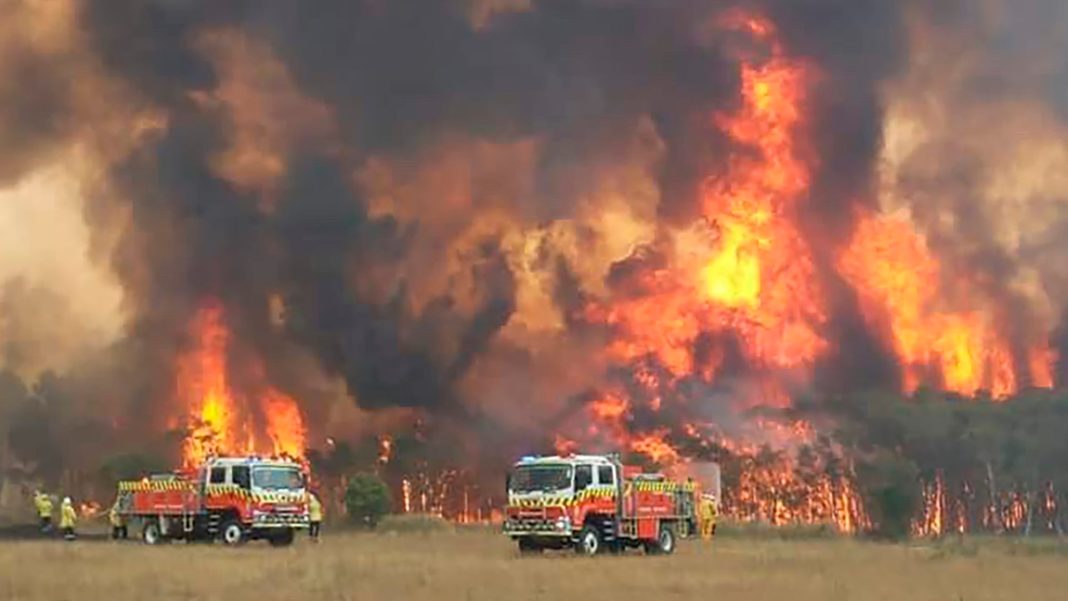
[33,490,54,532]
[59,497,77,541]
[308,491,323,542]
[699,493,718,541]
[109,500,127,540]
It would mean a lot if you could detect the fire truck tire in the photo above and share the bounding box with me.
[142,521,163,546]
[654,524,676,555]
[576,525,603,556]
[220,520,246,546]
[642,524,676,555]
[268,529,295,547]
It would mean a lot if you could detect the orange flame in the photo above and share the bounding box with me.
[261,387,307,460]
[724,447,867,533]
[590,392,629,422]
[629,431,680,465]
[698,15,827,370]
[838,212,1049,398]
[178,300,306,466]
[585,13,826,395]
[179,302,242,465]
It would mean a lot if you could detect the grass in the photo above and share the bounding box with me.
[2,524,1068,601]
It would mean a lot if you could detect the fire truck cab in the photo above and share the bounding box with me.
[116,456,310,547]
[504,454,698,555]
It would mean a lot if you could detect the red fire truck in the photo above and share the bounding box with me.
[503,453,698,555]
[115,456,310,546]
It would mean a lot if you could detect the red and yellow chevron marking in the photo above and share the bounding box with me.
[118,480,194,492]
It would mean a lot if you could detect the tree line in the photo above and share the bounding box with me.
[706,387,1068,539]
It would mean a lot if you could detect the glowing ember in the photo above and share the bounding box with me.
[378,435,393,464]
[402,478,412,514]
[78,501,103,519]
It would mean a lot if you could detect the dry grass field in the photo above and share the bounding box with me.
[2,525,1067,601]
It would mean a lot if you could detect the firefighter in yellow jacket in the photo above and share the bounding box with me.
[308,491,323,542]
[109,501,128,540]
[33,490,54,532]
[699,494,718,541]
[59,497,77,541]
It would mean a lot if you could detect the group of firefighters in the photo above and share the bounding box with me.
[31,489,325,543]
[32,490,78,540]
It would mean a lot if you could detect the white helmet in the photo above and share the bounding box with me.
[63,497,71,504]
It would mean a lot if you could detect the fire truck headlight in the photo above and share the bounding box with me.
[555,516,570,531]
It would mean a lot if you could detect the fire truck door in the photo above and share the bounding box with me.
[595,464,618,536]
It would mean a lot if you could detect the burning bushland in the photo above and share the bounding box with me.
[2,0,1068,535]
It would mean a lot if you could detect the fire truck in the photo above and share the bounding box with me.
[503,454,698,555]
[115,456,310,546]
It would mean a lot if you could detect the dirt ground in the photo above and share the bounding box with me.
[2,526,1067,601]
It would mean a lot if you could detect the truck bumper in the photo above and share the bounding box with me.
[252,514,310,529]
[503,519,572,537]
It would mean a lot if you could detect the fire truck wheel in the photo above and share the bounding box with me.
[576,525,603,556]
[142,521,163,546]
[220,520,246,546]
[655,524,676,555]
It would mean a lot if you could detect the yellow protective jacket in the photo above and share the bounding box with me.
[109,503,124,527]
[699,498,718,523]
[35,493,53,518]
[60,502,77,529]
[308,494,323,522]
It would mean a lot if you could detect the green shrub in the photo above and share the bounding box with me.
[855,453,921,541]
[344,473,392,528]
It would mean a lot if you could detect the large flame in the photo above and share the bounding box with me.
[586,14,825,387]
[838,211,1052,398]
[697,15,826,370]
[178,300,306,466]
[571,11,1056,533]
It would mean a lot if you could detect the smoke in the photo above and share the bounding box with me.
[879,0,1068,355]
[1,0,1066,493]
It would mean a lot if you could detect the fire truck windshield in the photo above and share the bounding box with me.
[252,466,304,491]
[509,464,573,493]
